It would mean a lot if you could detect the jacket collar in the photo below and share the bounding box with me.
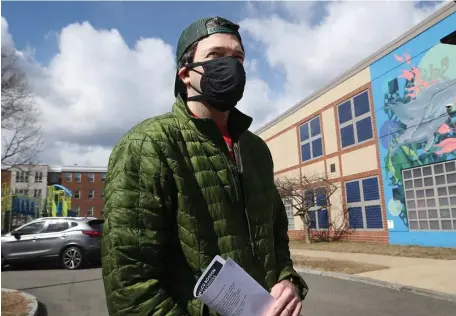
[172,94,253,142]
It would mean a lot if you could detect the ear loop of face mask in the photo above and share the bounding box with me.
[185,67,205,97]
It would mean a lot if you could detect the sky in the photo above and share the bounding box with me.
[1,0,448,167]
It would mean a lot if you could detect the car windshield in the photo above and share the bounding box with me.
[88,220,104,232]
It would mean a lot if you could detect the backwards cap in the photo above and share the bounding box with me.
[174,16,244,97]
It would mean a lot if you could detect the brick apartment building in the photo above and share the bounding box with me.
[59,166,106,218]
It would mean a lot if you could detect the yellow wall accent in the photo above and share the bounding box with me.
[341,144,378,176]
[267,129,299,172]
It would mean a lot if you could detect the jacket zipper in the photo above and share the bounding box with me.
[220,143,256,258]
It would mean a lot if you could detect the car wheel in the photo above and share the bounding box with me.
[61,247,83,270]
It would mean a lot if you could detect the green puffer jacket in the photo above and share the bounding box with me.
[102,96,308,316]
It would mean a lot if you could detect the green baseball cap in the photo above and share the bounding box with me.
[174,16,244,97]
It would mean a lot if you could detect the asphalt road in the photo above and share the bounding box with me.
[2,267,456,316]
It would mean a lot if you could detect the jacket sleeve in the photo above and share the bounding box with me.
[273,188,309,300]
[102,132,188,316]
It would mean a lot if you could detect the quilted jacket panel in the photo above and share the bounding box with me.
[102,96,308,315]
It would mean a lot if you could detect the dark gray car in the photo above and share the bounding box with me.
[1,217,103,270]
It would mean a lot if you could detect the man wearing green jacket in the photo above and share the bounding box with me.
[102,16,308,316]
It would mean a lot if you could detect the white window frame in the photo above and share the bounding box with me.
[75,189,80,199]
[64,172,72,182]
[88,189,94,199]
[34,171,43,183]
[282,198,295,230]
[76,206,81,216]
[299,116,324,162]
[101,189,104,200]
[88,173,95,183]
[337,90,374,149]
[87,207,94,216]
[101,173,106,182]
[75,173,81,182]
[345,176,383,230]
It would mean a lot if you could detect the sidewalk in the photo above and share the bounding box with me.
[291,248,456,295]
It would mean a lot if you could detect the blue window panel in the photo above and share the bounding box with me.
[356,117,373,142]
[346,181,361,203]
[318,209,329,229]
[300,123,309,141]
[362,178,380,201]
[316,189,327,206]
[304,191,314,208]
[338,101,352,124]
[308,211,316,229]
[301,143,311,161]
[354,91,370,117]
[341,125,355,148]
[365,205,383,229]
[310,117,321,137]
[312,138,323,158]
[348,207,364,229]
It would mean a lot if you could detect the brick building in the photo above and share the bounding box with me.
[60,166,107,218]
[255,4,456,247]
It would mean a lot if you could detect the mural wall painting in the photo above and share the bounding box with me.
[371,25,456,236]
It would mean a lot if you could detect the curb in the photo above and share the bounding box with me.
[1,288,38,316]
[296,267,456,303]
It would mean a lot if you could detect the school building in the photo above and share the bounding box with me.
[257,2,456,247]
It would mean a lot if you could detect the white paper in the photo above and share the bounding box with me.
[194,256,275,316]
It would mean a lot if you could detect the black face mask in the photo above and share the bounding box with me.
[186,56,246,112]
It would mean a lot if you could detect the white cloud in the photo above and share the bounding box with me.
[0,1,444,166]
[239,1,443,127]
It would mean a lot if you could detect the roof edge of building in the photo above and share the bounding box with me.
[254,1,456,136]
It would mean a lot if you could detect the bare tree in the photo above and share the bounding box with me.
[276,175,347,243]
[1,48,43,166]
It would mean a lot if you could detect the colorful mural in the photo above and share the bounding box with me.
[370,12,456,247]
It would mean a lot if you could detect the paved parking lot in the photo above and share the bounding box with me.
[2,266,456,316]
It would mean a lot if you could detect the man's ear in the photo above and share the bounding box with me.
[178,66,190,85]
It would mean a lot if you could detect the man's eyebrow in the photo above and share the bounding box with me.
[207,46,245,56]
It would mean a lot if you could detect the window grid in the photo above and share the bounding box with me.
[88,189,94,199]
[283,199,295,230]
[75,173,81,182]
[88,174,95,183]
[305,188,329,230]
[403,161,456,231]
[345,176,383,230]
[35,171,43,183]
[75,190,80,199]
[87,207,94,216]
[64,173,72,182]
[337,90,373,149]
[299,116,323,162]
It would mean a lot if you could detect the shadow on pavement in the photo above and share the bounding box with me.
[37,302,48,316]
[4,261,101,271]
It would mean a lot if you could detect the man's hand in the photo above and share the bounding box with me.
[266,280,302,316]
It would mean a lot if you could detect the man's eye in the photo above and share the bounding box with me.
[207,52,220,58]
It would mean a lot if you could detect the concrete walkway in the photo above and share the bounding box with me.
[291,249,456,295]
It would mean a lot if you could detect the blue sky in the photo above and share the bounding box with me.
[1,1,444,166]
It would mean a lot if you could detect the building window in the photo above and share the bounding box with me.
[283,199,295,230]
[299,116,323,162]
[87,207,94,216]
[64,172,72,182]
[101,189,104,200]
[101,208,104,216]
[337,90,374,148]
[75,206,81,216]
[35,171,43,183]
[75,173,81,182]
[101,173,106,182]
[33,189,42,198]
[345,176,383,229]
[305,188,330,230]
[88,189,94,199]
[88,174,95,183]
[403,161,456,231]
[75,189,80,199]
[16,171,27,183]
